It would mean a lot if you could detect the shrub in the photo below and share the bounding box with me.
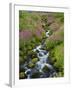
[50,43,64,77]
[53,43,64,68]
[45,40,56,50]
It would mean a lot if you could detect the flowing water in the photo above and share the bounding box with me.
[20,30,57,79]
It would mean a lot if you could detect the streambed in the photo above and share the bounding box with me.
[20,30,57,79]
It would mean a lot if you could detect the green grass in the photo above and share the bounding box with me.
[49,43,64,77]
[45,27,64,50]
[19,11,42,31]
[53,43,64,68]
[53,12,64,23]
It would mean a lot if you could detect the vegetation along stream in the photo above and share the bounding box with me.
[19,11,64,79]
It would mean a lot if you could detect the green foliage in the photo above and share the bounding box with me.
[19,56,24,64]
[19,11,42,31]
[41,15,48,23]
[41,31,46,38]
[53,43,64,68]
[46,40,61,51]
[53,13,64,18]
[56,71,64,77]
[53,12,64,23]
[50,43,64,77]
[45,40,56,50]
[28,50,37,58]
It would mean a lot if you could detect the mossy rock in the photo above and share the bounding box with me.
[31,72,41,78]
[19,72,26,79]
[28,50,34,55]
[32,54,37,58]
[28,63,35,68]
[28,50,37,58]
[42,65,49,72]
[19,57,25,64]
[56,71,64,77]
[32,58,38,64]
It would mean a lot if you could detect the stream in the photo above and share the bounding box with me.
[20,30,57,79]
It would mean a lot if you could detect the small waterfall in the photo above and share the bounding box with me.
[25,69,31,79]
[46,30,50,37]
[34,45,53,73]
[21,30,57,78]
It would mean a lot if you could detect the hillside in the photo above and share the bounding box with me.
[19,11,64,79]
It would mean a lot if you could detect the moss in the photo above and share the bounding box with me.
[28,63,35,68]
[42,66,49,72]
[27,50,37,58]
[31,72,42,78]
[19,72,26,79]
[56,71,64,77]
[32,58,39,64]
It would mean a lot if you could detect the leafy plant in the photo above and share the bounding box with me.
[50,43,64,77]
